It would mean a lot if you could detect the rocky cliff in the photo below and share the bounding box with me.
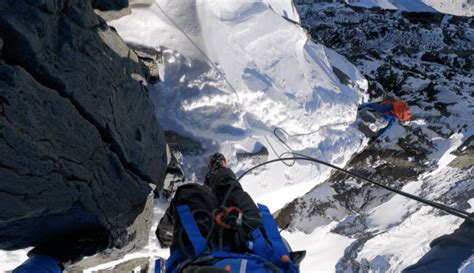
[0,0,167,255]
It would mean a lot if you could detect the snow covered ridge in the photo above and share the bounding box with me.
[346,0,473,17]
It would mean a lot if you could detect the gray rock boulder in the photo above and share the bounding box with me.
[0,0,166,251]
[128,44,162,85]
[236,143,269,165]
[449,136,474,169]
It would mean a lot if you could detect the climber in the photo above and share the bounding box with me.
[155,153,305,272]
[358,100,411,139]
[13,153,304,273]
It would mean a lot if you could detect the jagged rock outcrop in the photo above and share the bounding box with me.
[160,130,203,197]
[236,144,269,165]
[0,0,167,253]
[449,136,474,169]
[95,257,151,273]
[128,44,162,85]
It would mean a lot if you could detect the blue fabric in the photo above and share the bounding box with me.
[168,204,299,273]
[176,205,207,257]
[403,244,474,273]
[375,114,396,138]
[359,102,393,113]
[155,258,161,273]
[257,204,289,258]
[211,257,275,273]
[212,251,297,273]
[165,249,186,273]
[13,255,62,273]
[250,229,283,267]
[359,102,396,139]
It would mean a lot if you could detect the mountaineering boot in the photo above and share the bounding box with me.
[207,153,227,174]
[204,153,263,236]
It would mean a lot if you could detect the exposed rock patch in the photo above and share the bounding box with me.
[128,44,162,85]
[236,145,269,166]
[449,135,474,169]
[160,131,204,197]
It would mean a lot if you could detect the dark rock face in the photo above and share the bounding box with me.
[0,0,167,251]
[236,145,269,167]
[92,0,129,11]
[96,257,151,273]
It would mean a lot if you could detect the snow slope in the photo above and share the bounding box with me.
[347,0,473,16]
[110,0,368,211]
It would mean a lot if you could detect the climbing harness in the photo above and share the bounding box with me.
[215,207,242,229]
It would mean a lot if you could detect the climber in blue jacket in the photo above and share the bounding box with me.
[154,153,304,272]
[358,100,411,139]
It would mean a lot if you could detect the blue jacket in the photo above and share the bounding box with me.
[13,255,61,273]
[359,102,396,138]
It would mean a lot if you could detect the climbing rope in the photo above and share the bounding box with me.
[237,125,473,221]
[151,0,240,100]
[237,156,472,221]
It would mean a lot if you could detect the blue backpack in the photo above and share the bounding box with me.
[159,204,300,273]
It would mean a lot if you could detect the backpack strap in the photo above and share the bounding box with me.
[250,228,285,268]
[249,228,299,273]
[177,205,207,257]
[164,249,185,273]
[258,204,290,258]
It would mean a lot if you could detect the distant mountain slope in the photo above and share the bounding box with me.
[347,0,473,16]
